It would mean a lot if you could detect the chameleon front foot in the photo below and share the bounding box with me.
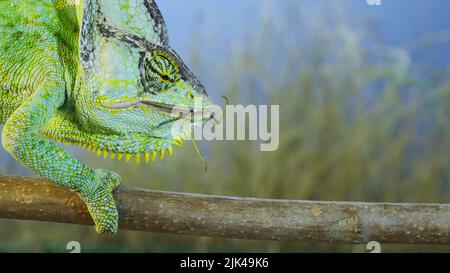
[78,169,121,234]
[85,190,118,234]
[94,169,121,192]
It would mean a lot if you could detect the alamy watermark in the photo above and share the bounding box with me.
[66,241,81,253]
[170,98,280,152]
[367,0,382,6]
[366,241,381,253]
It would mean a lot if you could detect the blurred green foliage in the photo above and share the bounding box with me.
[0,2,449,252]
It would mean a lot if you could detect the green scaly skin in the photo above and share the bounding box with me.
[0,0,212,234]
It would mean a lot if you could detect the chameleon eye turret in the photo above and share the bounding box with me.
[0,0,213,234]
[140,50,181,94]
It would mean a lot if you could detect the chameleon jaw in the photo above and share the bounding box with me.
[102,98,200,116]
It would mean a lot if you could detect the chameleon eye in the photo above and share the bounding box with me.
[140,51,180,93]
[161,74,170,81]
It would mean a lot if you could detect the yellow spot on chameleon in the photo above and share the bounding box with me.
[135,154,141,164]
[173,139,183,147]
[125,154,132,162]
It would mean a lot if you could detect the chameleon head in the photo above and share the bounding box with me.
[90,43,214,140]
[75,0,214,155]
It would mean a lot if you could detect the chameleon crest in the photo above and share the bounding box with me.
[0,0,213,234]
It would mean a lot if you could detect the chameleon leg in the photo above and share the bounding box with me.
[1,85,120,234]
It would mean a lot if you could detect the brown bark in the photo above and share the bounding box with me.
[0,176,449,244]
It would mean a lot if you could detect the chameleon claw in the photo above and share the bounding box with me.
[80,169,121,235]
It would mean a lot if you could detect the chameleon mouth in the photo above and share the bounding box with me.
[102,99,200,116]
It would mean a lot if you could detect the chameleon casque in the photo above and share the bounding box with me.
[0,0,213,234]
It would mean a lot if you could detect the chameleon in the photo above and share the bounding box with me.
[0,0,213,234]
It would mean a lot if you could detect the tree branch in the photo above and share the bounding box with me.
[0,176,449,244]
